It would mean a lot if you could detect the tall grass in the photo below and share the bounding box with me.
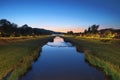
[64,36,120,80]
[0,36,53,80]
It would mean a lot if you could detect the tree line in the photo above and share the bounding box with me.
[67,24,120,39]
[0,19,120,38]
[84,24,120,38]
[0,19,55,37]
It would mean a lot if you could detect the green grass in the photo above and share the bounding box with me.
[0,36,53,80]
[64,36,120,80]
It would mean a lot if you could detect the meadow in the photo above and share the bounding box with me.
[0,35,120,80]
[0,36,53,80]
[64,36,120,80]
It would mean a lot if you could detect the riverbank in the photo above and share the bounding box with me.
[0,36,53,80]
[63,36,120,80]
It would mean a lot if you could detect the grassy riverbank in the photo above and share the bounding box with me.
[0,36,53,80]
[64,36,120,80]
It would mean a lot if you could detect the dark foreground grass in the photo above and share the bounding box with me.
[64,36,120,80]
[0,36,53,80]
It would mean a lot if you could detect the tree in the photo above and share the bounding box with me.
[0,19,61,37]
[10,23,18,37]
[67,31,74,34]
[88,27,91,33]
[19,24,33,36]
[84,29,88,34]
[91,24,99,34]
[0,19,12,36]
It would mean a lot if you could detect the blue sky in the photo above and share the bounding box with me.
[0,0,120,32]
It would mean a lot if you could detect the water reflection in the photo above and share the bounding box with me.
[47,36,72,47]
[21,36,109,80]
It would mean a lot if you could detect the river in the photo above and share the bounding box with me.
[21,36,109,80]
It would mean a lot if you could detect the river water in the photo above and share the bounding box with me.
[21,36,109,80]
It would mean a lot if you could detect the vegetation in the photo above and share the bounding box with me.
[0,19,57,37]
[66,24,120,39]
[0,18,120,80]
[0,36,53,80]
[64,35,120,80]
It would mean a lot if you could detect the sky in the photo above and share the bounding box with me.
[0,0,120,32]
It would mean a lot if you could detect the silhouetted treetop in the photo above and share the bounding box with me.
[0,19,56,37]
[84,24,99,34]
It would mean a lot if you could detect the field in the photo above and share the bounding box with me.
[0,36,53,80]
[64,36,120,80]
[0,35,120,80]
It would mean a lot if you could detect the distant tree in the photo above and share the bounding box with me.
[84,24,99,35]
[0,19,12,36]
[19,24,33,36]
[67,31,74,34]
[84,29,88,34]
[10,23,18,37]
[91,24,99,34]
[0,19,61,37]
[32,28,42,35]
[88,27,91,33]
